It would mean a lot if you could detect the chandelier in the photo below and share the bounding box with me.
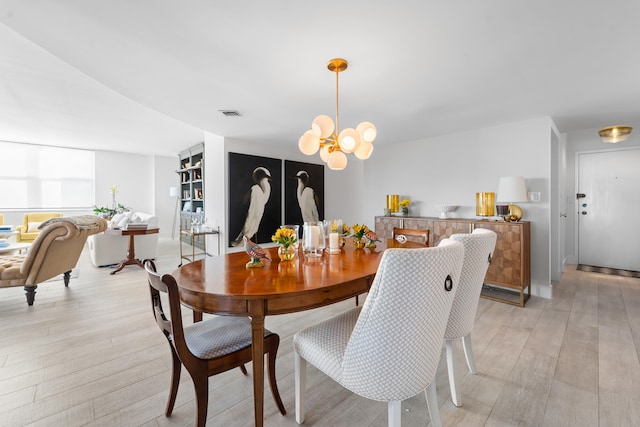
[298,58,376,170]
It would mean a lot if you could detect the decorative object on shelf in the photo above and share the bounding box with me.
[298,58,376,170]
[350,223,371,249]
[272,227,298,261]
[496,204,510,219]
[497,176,528,222]
[435,204,458,219]
[302,221,325,257]
[243,236,271,268]
[599,125,632,143]
[386,194,399,213]
[399,199,411,216]
[475,192,495,217]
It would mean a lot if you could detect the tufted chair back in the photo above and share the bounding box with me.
[341,239,464,402]
[446,228,497,340]
[444,227,497,407]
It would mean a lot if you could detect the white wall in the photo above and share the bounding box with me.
[364,117,555,298]
[95,150,179,237]
[564,126,640,264]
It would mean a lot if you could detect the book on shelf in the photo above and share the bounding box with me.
[0,225,15,231]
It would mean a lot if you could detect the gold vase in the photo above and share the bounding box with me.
[353,238,366,249]
[278,245,296,261]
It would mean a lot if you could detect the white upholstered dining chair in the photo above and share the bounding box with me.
[293,239,465,427]
[445,228,497,407]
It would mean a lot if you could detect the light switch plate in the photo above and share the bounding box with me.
[528,192,541,202]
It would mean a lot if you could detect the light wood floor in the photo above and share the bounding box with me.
[1,238,640,426]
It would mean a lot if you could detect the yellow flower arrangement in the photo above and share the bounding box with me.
[271,227,298,249]
[110,185,119,194]
[341,224,351,236]
[399,199,411,215]
[350,224,370,240]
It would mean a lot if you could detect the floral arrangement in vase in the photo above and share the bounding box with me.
[399,199,411,216]
[350,224,371,249]
[272,227,298,260]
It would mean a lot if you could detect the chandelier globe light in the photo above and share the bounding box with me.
[298,58,376,170]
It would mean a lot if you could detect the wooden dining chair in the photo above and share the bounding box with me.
[294,239,465,427]
[391,227,430,246]
[445,228,497,407]
[144,260,286,427]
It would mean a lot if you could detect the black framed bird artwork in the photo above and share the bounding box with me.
[228,153,282,247]
[284,160,324,226]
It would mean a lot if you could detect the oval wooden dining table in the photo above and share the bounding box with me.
[172,238,425,426]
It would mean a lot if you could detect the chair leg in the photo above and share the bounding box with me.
[24,285,36,306]
[294,352,306,424]
[446,340,461,407]
[265,335,286,415]
[63,270,71,287]
[239,364,248,375]
[425,382,442,427]
[388,401,401,426]
[462,333,477,375]
[189,370,209,427]
[165,347,182,416]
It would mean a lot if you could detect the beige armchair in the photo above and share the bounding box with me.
[0,215,107,306]
[16,212,63,243]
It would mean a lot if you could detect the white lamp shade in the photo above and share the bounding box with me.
[311,115,335,139]
[354,140,373,159]
[169,186,178,197]
[497,176,528,202]
[299,130,320,155]
[356,121,377,143]
[327,150,348,170]
[338,128,361,153]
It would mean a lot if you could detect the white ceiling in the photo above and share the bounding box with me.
[1,1,639,157]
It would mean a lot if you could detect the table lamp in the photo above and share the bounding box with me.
[497,176,528,222]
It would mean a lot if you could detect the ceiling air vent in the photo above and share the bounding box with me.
[219,110,241,117]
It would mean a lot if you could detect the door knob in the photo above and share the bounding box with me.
[581,211,587,215]
[560,213,567,218]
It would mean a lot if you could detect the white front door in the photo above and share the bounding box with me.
[577,148,640,271]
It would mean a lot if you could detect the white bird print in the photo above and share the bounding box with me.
[294,170,319,222]
[243,236,271,268]
[232,167,271,246]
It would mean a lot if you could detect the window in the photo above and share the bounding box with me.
[0,141,95,209]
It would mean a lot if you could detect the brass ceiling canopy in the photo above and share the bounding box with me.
[598,126,632,143]
[327,58,348,73]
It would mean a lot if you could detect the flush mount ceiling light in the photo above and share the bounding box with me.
[298,58,376,170]
[598,126,632,143]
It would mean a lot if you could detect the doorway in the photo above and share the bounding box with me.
[577,148,640,272]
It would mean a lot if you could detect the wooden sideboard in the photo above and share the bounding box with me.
[375,216,531,306]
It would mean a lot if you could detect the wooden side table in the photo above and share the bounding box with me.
[104,227,159,274]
